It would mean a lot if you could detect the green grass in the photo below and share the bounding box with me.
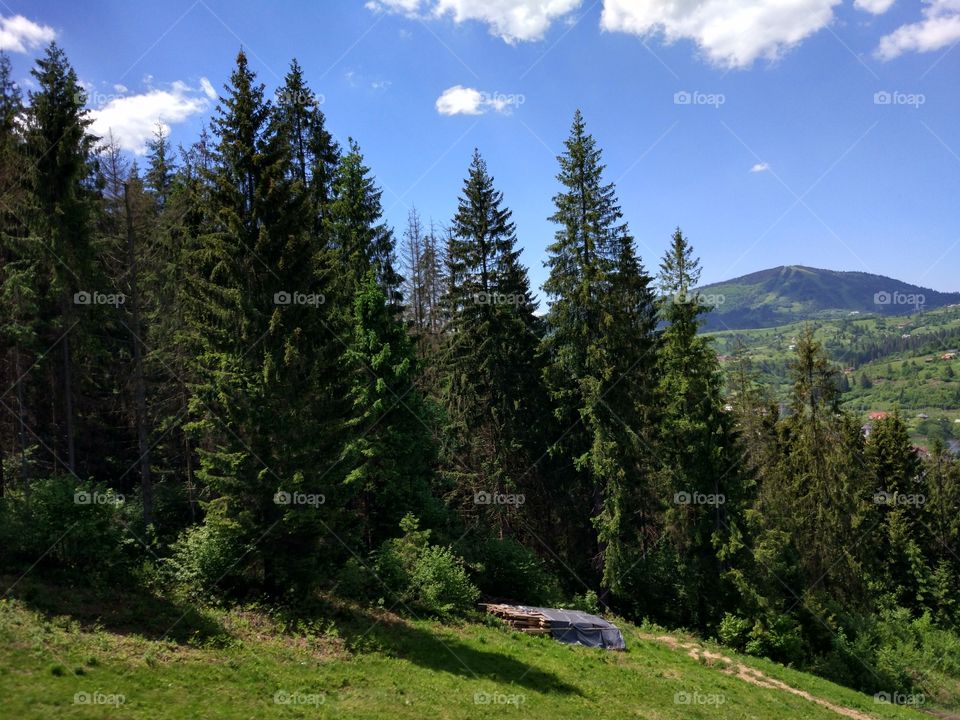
[0,576,935,719]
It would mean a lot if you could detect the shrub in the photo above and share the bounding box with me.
[165,518,249,601]
[0,478,129,579]
[718,613,752,651]
[743,614,805,665]
[409,545,479,615]
[568,590,601,615]
[375,514,479,616]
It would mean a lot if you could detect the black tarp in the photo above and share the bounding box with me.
[514,606,626,650]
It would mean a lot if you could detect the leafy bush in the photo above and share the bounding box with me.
[743,614,805,665]
[165,518,249,601]
[718,613,752,651]
[814,607,960,704]
[567,590,601,615]
[375,514,478,616]
[409,545,479,615]
[0,478,130,579]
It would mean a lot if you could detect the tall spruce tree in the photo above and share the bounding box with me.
[273,59,339,234]
[648,228,743,626]
[540,111,658,601]
[865,411,929,610]
[185,50,341,594]
[328,139,401,307]
[341,269,438,549]
[24,43,99,477]
[441,150,546,538]
[0,53,37,490]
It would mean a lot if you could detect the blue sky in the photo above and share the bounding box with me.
[4,0,959,293]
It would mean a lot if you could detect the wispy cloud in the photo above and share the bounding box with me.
[876,0,960,60]
[367,0,582,43]
[750,162,770,173]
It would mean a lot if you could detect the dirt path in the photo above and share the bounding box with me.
[638,633,878,720]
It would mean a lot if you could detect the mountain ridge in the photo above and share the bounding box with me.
[697,264,960,330]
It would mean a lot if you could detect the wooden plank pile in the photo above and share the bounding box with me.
[480,603,552,635]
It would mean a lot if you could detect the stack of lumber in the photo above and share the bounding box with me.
[480,603,552,635]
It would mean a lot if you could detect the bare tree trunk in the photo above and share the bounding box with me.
[124,183,153,525]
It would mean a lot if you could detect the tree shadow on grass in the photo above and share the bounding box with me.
[299,600,583,697]
[1,572,228,646]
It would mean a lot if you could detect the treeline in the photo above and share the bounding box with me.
[2,45,960,700]
[831,323,960,367]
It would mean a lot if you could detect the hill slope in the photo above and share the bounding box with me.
[0,577,939,719]
[699,265,960,330]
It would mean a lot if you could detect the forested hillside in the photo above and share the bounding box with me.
[709,306,960,449]
[2,44,960,717]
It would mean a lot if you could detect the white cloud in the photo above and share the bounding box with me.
[199,77,217,100]
[435,85,524,115]
[113,84,128,94]
[0,15,55,53]
[436,85,484,115]
[854,0,896,14]
[876,0,960,60]
[750,162,770,172]
[367,0,582,42]
[600,0,841,69]
[90,82,210,155]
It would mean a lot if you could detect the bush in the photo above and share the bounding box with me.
[0,478,130,579]
[375,514,479,616]
[743,614,805,665]
[814,608,960,704]
[567,590,601,615]
[409,545,480,615]
[165,518,249,601]
[718,613,752,651]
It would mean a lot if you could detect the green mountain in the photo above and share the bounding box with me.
[698,265,960,330]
